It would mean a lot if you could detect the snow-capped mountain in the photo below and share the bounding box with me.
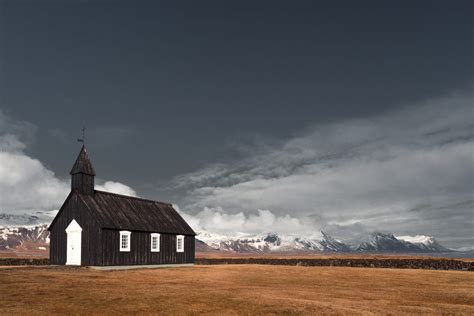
[396,235,450,252]
[196,231,451,253]
[0,224,49,252]
[197,231,348,253]
[350,232,450,253]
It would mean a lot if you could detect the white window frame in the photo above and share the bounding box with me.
[150,233,160,252]
[176,235,184,253]
[119,231,131,252]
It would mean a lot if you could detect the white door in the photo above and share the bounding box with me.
[65,219,82,265]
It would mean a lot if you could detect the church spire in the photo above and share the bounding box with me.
[70,145,95,194]
[70,145,95,176]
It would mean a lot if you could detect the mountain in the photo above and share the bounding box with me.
[196,231,452,254]
[196,231,352,253]
[196,231,350,253]
[350,232,451,253]
[395,235,450,252]
[0,224,49,253]
[195,239,220,253]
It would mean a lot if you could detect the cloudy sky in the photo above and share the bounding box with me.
[0,1,472,248]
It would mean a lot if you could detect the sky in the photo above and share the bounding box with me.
[0,1,473,248]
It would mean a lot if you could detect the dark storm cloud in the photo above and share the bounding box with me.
[0,0,472,190]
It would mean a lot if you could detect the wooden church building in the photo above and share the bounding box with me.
[48,146,195,266]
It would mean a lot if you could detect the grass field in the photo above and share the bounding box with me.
[0,265,473,315]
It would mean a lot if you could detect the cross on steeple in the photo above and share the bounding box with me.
[77,127,86,144]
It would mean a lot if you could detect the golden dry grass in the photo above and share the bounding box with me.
[0,265,473,315]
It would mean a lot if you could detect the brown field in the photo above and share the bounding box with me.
[0,265,473,315]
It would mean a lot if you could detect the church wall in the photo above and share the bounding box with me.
[101,229,195,266]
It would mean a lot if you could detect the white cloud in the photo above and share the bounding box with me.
[96,181,137,197]
[176,205,319,237]
[0,110,138,214]
[0,110,68,213]
[0,151,69,213]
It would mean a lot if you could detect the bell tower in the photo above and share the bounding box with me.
[70,145,95,195]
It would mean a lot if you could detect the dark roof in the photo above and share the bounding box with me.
[77,190,195,235]
[70,145,95,175]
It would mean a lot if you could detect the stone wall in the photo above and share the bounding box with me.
[195,258,473,271]
[0,258,49,266]
[0,257,472,271]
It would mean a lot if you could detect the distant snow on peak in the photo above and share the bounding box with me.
[396,235,434,244]
[351,232,450,253]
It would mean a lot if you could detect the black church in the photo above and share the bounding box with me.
[48,146,195,266]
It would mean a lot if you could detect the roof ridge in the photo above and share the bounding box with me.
[94,190,172,206]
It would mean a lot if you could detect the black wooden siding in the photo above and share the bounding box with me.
[50,192,195,266]
[71,173,94,195]
[101,229,195,266]
[49,193,102,266]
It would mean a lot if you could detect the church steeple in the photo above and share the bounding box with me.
[70,145,95,195]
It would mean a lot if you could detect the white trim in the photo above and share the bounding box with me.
[120,231,131,252]
[150,233,160,252]
[65,219,82,233]
[65,219,82,265]
[176,235,184,253]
